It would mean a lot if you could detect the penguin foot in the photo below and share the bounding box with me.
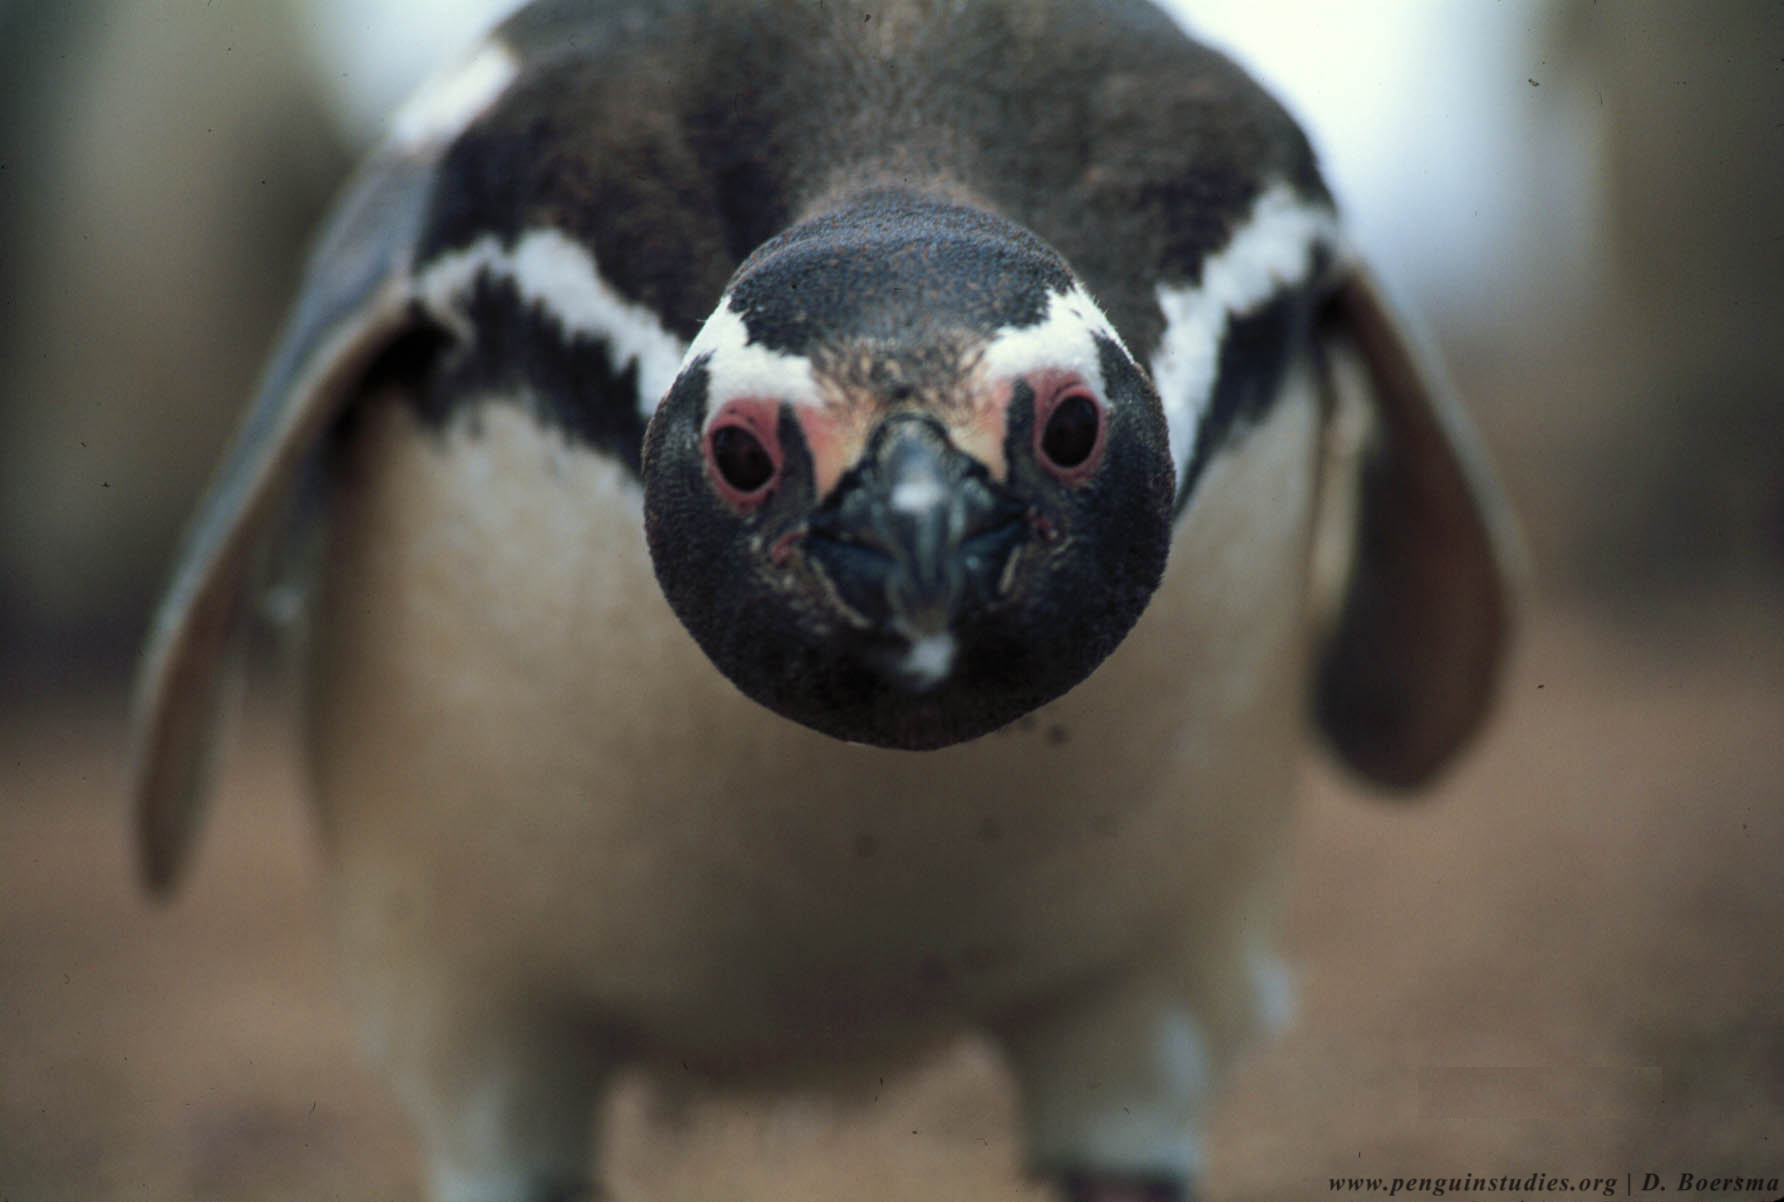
[1058,1170,1195,1202]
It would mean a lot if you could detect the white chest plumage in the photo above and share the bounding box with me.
[307,365,1318,1058]
[297,366,1325,1197]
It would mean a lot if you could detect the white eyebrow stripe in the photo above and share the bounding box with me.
[416,228,691,422]
[978,283,1128,398]
[1150,183,1344,492]
[388,39,520,151]
[683,301,824,422]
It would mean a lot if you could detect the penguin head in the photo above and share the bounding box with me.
[643,191,1174,749]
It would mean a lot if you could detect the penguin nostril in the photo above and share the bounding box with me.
[958,479,1028,535]
[802,529,901,627]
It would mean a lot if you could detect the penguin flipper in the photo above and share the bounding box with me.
[129,148,439,894]
[1314,267,1526,789]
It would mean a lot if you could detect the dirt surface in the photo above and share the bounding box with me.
[3,597,1781,1201]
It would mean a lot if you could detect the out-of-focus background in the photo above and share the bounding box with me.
[2,1,1780,1198]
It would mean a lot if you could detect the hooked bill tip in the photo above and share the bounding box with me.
[894,632,957,692]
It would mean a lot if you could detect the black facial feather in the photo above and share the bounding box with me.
[999,332,1176,660]
[727,193,1076,357]
[1174,288,1320,513]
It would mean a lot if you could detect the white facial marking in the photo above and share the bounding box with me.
[979,282,1128,396]
[388,40,520,151]
[898,633,957,690]
[417,229,690,421]
[1150,182,1344,492]
[682,301,823,425]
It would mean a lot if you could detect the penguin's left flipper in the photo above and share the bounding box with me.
[128,144,439,895]
[1312,266,1526,789]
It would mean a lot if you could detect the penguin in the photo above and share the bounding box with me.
[129,2,1520,1200]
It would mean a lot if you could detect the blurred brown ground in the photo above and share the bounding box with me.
[4,592,1780,1200]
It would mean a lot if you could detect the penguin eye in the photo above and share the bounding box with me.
[1035,388,1105,480]
[711,425,776,493]
[704,399,786,510]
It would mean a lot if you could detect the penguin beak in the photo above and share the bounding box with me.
[800,415,1029,690]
